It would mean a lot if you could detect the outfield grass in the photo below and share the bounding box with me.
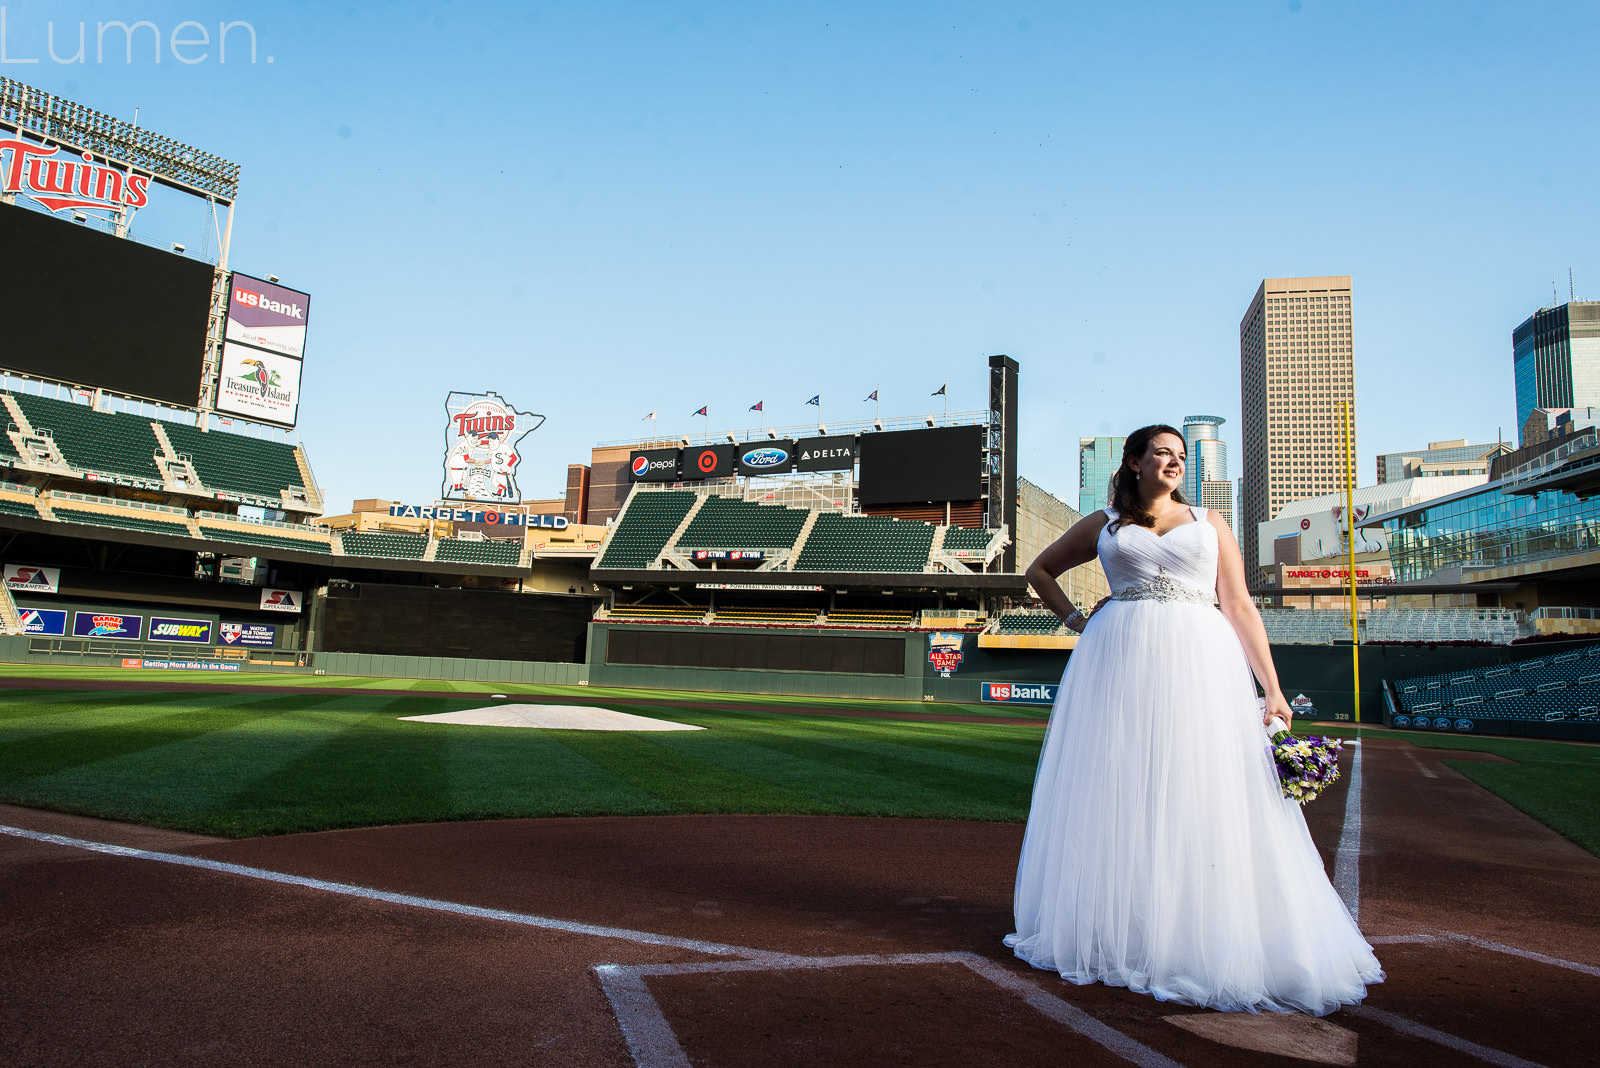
[1,667,1595,856]
[0,685,1047,837]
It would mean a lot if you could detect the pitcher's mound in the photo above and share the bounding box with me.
[399,704,703,731]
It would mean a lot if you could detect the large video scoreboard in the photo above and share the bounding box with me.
[0,203,212,407]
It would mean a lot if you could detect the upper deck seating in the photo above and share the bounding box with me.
[340,530,428,560]
[942,526,994,553]
[434,537,522,565]
[8,392,163,481]
[596,492,697,568]
[793,513,935,572]
[52,506,191,537]
[198,520,332,555]
[161,422,307,502]
[675,496,809,550]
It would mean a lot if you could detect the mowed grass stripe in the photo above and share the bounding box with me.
[644,715,1037,818]
[221,699,460,835]
[0,690,193,735]
[8,698,370,832]
[0,692,325,781]
[443,724,667,820]
[601,718,1033,820]
[548,729,821,813]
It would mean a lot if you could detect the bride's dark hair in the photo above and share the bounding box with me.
[1107,424,1189,532]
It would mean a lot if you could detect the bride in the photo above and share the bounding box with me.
[1004,424,1383,1015]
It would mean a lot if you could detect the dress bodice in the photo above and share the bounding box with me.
[1099,506,1217,601]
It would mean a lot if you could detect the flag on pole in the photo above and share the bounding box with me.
[865,390,878,402]
[692,406,708,418]
[643,410,656,420]
[806,395,820,406]
[750,400,764,412]
[931,383,946,397]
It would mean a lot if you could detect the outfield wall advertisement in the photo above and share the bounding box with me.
[4,563,60,593]
[19,608,67,635]
[148,617,214,644]
[71,611,143,640]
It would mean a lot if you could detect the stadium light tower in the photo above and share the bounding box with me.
[0,77,241,416]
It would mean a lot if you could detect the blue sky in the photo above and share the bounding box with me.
[4,1,1597,513]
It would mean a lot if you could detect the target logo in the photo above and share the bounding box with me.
[632,456,649,476]
[1300,518,1311,531]
[697,450,719,474]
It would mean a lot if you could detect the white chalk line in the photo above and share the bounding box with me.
[0,824,776,961]
[1332,736,1364,923]
[1347,1005,1550,1068]
[1368,929,1600,978]
[595,951,1186,1068]
[1402,746,1439,779]
[3,818,1573,1068]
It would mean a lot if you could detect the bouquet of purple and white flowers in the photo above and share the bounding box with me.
[1265,716,1344,804]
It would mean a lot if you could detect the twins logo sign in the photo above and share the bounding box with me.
[442,391,545,502]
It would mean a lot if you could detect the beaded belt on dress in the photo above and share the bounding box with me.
[1110,568,1214,605]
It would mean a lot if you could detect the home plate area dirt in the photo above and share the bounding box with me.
[2,738,1598,1067]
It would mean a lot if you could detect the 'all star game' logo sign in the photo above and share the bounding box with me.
[442,391,545,503]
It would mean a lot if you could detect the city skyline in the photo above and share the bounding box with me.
[0,3,1591,515]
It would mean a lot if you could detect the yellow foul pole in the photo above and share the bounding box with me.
[1341,400,1360,724]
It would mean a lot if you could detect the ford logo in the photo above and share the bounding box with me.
[1454,719,1473,731]
[1393,715,1411,727]
[741,447,789,468]
[631,456,649,476]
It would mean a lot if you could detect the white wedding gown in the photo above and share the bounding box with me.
[1005,505,1383,1015]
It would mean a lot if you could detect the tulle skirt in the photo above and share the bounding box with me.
[1005,598,1384,1015]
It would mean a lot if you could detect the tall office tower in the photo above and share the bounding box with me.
[1512,301,1600,444]
[1181,415,1228,501]
[1240,276,1355,581]
[1078,436,1125,516]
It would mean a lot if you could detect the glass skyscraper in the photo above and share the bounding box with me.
[1512,301,1600,442]
[1181,415,1228,500]
[1078,436,1125,517]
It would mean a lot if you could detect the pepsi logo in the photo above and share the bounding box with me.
[741,447,789,468]
[631,456,649,476]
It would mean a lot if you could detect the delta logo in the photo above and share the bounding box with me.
[0,138,150,215]
[232,285,306,320]
[741,446,789,468]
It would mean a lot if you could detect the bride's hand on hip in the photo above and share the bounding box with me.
[1262,691,1293,732]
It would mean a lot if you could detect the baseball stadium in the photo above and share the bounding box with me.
[1,79,1597,1068]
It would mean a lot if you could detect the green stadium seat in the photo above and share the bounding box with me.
[596,491,697,569]
[341,530,429,560]
[8,392,164,481]
[434,537,522,565]
[52,506,191,537]
[161,422,308,503]
[794,513,936,572]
